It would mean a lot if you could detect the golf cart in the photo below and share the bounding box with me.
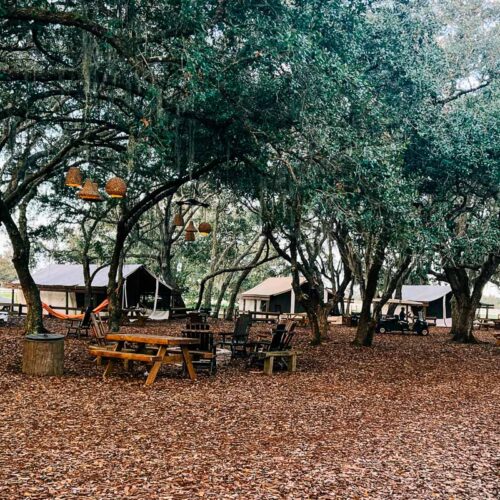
[0,305,10,326]
[374,299,430,336]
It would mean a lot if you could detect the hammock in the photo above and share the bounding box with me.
[42,299,109,320]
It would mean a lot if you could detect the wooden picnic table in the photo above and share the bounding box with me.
[89,333,199,386]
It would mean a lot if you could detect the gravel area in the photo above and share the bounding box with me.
[0,320,498,499]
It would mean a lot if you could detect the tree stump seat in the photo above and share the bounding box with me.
[22,334,64,376]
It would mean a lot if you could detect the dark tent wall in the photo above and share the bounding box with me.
[268,286,333,314]
[269,292,292,313]
[75,290,107,309]
[426,293,452,318]
[74,267,185,310]
[124,267,185,309]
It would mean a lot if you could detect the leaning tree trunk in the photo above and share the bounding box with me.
[13,247,45,334]
[387,281,403,315]
[213,273,233,319]
[353,238,387,347]
[0,202,45,333]
[225,268,253,321]
[225,238,267,320]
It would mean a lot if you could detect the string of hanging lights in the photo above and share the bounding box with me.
[64,166,127,201]
[172,199,212,241]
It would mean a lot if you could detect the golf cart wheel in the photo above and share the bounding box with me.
[379,327,386,334]
[420,329,429,336]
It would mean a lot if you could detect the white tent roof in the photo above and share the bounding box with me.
[241,277,306,298]
[374,298,425,306]
[402,285,451,303]
[11,264,164,289]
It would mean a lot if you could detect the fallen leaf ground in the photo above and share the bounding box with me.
[0,320,498,499]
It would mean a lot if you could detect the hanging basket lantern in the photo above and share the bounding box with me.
[185,220,197,241]
[65,166,83,188]
[173,210,184,227]
[78,179,103,202]
[198,221,212,236]
[105,177,127,198]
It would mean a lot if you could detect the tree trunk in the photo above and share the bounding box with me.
[387,280,403,315]
[306,301,330,346]
[354,294,377,347]
[0,200,45,333]
[449,296,477,343]
[14,250,45,333]
[106,222,127,332]
[443,265,491,344]
[82,256,93,307]
[353,237,387,347]
[213,273,233,319]
[225,270,250,321]
[293,281,330,345]
[203,204,220,310]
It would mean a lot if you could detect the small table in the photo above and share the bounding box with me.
[122,308,148,326]
[89,333,199,386]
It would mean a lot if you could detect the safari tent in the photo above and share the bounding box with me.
[239,277,334,314]
[402,285,453,325]
[9,264,184,314]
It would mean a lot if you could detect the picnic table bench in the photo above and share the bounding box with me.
[474,318,496,331]
[280,313,308,326]
[89,333,199,386]
[247,311,281,324]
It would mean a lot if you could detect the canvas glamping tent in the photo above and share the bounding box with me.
[239,277,335,314]
[401,285,452,326]
[9,264,184,317]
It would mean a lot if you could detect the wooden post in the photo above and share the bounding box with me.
[22,335,64,376]
[263,356,274,376]
[65,290,69,315]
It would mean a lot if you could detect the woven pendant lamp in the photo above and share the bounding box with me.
[185,220,197,241]
[173,209,184,226]
[198,221,212,237]
[65,166,83,188]
[78,179,103,202]
[105,177,127,198]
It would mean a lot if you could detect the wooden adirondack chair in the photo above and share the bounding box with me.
[66,304,93,338]
[218,314,252,357]
[180,322,216,375]
[89,313,110,347]
[248,321,297,372]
